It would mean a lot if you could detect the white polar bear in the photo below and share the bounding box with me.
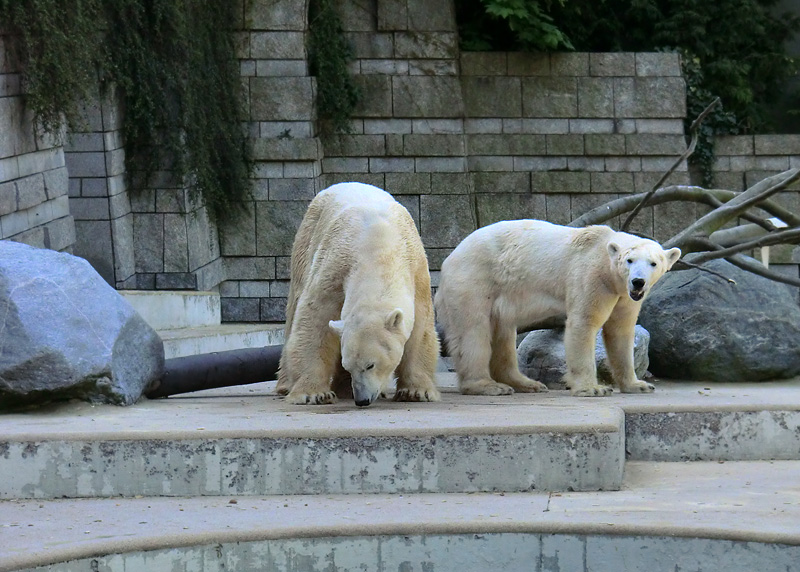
[434,220,680,397]
[276,182,440,406]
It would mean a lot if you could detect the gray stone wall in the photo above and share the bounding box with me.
[713,134,800,287]
[0,33,75,253]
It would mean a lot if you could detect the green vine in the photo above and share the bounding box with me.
[0,0,250,220]
[307,0,360,135]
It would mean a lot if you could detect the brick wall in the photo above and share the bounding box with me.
[0,33,74,253]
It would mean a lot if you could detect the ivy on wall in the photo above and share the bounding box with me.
[0,0,250,220]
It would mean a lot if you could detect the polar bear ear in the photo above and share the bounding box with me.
[665,247,681,269]
[607,242,620,259]
[329,320,345,337]
[385,308,404,332]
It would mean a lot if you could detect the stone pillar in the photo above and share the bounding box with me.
[0,33,75,254]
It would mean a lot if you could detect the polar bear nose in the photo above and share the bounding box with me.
[631,278,645,290]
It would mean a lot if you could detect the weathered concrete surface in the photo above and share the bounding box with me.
[2,461,800,572]
[0,241,164,407]
[0,389,624,498]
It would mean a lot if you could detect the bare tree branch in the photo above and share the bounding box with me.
[725,253,800,288]
[664,168,800,250]
[620,97,720,232]
[673,258,736,283]
[688,227,800,264]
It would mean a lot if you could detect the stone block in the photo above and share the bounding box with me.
[572,193,621,226]
[347,32,394,59]
[522,77,577,118]
[605,156,642,172]
[431,172,469,194]
[0,209,26,238]
[755,134,800,155]
[250,77,314,121]
[70,197,110,221]
[408,0,456,31]
[322,172,385,188]
[275,256,290,279]
[462,76,522,118]
[260,297,287,321]
[420,194,475,248]
[467,133,546,155]
[74,219,114,284]
[359,59,408,75]
[155,272,196,290]
[161,213,189,272]
[110,214,134,280]
[186,208,220,271]
[219,281,239,297]
[269,178,316,200]
[654,200,698,243]
[634,119,685,134]
[411,119,464,134]
[514,156,567,171]
[394,194,420,229]
[392,76,464,118]
[378,0,407,30]
[545,193,571,224]
[520,118,570,134]
[250,31,305,59]
[425,247,453,270]
[614,77,686,118]
[385,172,431,195]
[549,53,589,76]
[256,200,309,256]
[465,118,503,133]
[476,193,545,226]
[64,133,104,153]
[221,297,260,322]
[590,53,635,77]
[244,0,306,31]
[256,59,307,77]
[18,148,64,179]
[591,172,635,194]
[43,167,68,199]
[636,52,681,77]
[531,171,591,193]
[270,279,291,297]
[584,133,626,156]
[133,214,164,273]
[546,134,584,155]
[225,256,276,280]
[322,157,369,173]
[394,32,457,59]
[370,157,415,172]
[713,135,752,156]
[460,52,507,76]
[578,77,614,118]
[240,280,271,297]
[569,119,615,134]
[472,172,530,194]
[323,134,386,157]
[467,156,514,171]
[15,173,46,210]
[403,134,464,156]
[47,215,77,252]
[339,0,375,32]
[507,52,551,76]
[364,118,412,134]
[65,151,106,178]
[414,157,466,172]
[0,181,15,215]
[354,75,393,117]
[386,134,403,155]
[626,134,686,155]
[567,156,605,171]
[108,192,131,219]
[155,189,187,213]
[0,156,20,184]
[251,138,322,161]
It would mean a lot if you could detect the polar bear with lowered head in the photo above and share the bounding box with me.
[435,220,680,397]
[277,182,440,406]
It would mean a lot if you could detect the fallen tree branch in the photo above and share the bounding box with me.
[620,97,720,232]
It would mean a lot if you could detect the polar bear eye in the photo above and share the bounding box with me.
[650,261,657,267]
[365,363,374,371]
[626,258,633,264]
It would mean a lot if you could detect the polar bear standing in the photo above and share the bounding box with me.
[277,182,440,406]
[435,220,680,397]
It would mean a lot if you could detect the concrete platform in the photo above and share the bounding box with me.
[2,461,799,572]
[158,323,285,359]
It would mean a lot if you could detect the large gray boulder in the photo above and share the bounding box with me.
[517,326,650,389]
[639,258,800,382]
[0,241,164,407]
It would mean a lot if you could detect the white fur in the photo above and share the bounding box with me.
[277,182,440,406]
[434,220,680,397]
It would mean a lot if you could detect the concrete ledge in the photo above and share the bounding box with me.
[159,323,285,359]
[2,461,799,572]
[119,291,221,330]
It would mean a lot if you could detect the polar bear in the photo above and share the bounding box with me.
[276,182,440,406]
[434,220,680,397]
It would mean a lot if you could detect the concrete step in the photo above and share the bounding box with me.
[2,460,799,572]
[159,323,285,359]
[119,290,221,331]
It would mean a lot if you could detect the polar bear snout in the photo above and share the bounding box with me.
[352,377,381,407]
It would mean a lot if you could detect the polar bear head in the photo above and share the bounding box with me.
[608,239,681,302]
[329,308,408,406]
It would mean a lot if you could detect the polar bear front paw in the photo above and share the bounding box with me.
[507,378,549,393]
[460,379,515,396]
[621,380,655,393]
[571,384,613,397]
[394,387,441,402]
[286,390,338,405]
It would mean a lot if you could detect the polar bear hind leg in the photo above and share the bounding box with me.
[489,319,548,393]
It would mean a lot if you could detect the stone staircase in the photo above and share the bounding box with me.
[1,292,799,570]
[120,290,285,359]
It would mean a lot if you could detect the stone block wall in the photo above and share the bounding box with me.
[0,33,74,253]
[713,134,800,288]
